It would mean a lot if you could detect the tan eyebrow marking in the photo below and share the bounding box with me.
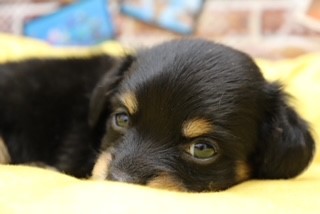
[119,92,138,114]
[182,118,214,138]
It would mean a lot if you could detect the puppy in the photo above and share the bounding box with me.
[0,39,315,192]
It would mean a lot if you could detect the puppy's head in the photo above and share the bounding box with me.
[90,39,315,192]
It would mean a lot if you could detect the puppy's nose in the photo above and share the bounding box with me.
[107,168,142,184]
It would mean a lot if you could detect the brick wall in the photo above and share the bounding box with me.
[114,0,320,58]
[1,0,320,58]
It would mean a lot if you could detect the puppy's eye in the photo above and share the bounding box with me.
[189,139,217,159]
[114,112,130,128]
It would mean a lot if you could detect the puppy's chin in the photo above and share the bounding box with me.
[146,173,187,192]
[23,162,59,171]
[91,151,112,180]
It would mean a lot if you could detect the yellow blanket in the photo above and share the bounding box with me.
[0,34,319,214]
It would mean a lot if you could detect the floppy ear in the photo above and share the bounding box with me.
[252,83,315,179]
[89,55,135,128]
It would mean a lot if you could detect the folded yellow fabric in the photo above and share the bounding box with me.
[0,34,319,214]
[0,33,126,63]
[0,164,319,214]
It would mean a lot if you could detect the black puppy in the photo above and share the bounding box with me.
[0,39,315,192]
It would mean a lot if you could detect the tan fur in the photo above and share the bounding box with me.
[235,160,251,182]
[91,151,112,180]
[182,118,213,138]
[0,137,11,164]
[147,173,187,192]
[119,92,138,115]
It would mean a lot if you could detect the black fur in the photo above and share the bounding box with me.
[0,56,118,177]
[0,39,315,191]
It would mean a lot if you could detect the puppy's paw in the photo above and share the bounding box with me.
[0,137,10,164]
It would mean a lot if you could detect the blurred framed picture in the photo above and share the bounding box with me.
[24,0,115,46]
[120,0,204,35]
[298,0,320,32]
[306,0,320,20]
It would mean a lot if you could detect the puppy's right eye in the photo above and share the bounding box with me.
[113,112,130,129]
[183,138,219,164]
[189,139,217,159]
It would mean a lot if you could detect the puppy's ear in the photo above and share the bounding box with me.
[89,55,134,127]
[252,83,315,179]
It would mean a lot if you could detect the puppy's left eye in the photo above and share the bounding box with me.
[114,112,130,128]
[189,139,218,160]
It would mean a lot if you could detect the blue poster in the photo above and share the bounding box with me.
[120,0,204,35]
[24,0,114,46]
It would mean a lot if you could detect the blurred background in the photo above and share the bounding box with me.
[1,0,320,59]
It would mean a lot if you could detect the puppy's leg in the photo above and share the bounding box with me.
[0,137,10,164]
[0,137,57,171]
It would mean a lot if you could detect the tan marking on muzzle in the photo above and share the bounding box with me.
[147,173,187,192]
[0,137,11,164]
[182,118,213,138]
[235,160,251,182]
[119,92,138,115]
[91,151,112,180]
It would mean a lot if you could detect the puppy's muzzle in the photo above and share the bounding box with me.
[107,154,157,185]
[91,148,157,185]
[107,166,151,184]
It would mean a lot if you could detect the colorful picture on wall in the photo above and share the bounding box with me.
[120,0,204,35]
[24,0,114,46]
[303,0,320,31]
